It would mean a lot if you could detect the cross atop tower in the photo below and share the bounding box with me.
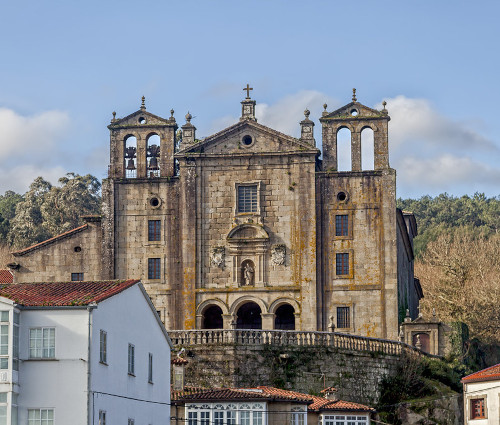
[243,84,253,99]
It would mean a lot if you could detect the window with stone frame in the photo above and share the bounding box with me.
[470,398,486,419]
[148,220,161,241]
[335,214,349,237]
[336,253,349,275]
[148,258,161,280]
[71,272,84,281]
[337,306,350,329]
[237,185,258,213]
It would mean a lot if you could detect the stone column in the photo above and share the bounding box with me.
[262,313,274,330]
[351,131,361,171]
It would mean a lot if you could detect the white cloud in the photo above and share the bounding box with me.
[0,108,71,194]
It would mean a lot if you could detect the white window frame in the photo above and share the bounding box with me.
[99,410,106,425]
[148,352,153,383]
[186,402,267,425]
[322,414,369,425]
[128,343,135,375]
[291,406,307,425]
[29,327,55,359]
[28,408,54,425]
[99,330,107,364]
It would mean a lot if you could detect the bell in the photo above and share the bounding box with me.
[126,159,136,170]
[148,157,159,170]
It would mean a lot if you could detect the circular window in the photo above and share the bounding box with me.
[242,135,253,146]
[74,246,82,253]
[337,192,347,202]
[138,117,147,124]
[150,197,160,207]
[350,109,358,116]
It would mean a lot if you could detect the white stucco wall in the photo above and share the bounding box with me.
[91,284,171,425]
[18,307,90,425]
[464,379,500,425]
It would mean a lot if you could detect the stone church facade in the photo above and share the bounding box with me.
[9,89,420,340]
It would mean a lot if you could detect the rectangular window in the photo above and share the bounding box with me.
[253,411,263,425]
[188,412,198,425]
[13,320,19,371]
[240,411,251,425]
[200,411,210,425]
[28,409,54,425]
[29,328,55,359]
[0,325,8,370]
[336,253,349,276]
[71,273,84,281]
[128,419,134,425]
[226,411,236,425]
[323,415,367,425]
[128,343,135,375]
[238,185,257,213]
[0,393,6,425]
[99,330,107,364]
[148,258,161,280]
[148,220,161,241]
[0,312,8,323]
[99,410,106,425]
[335,215,349,237]
[148,353,153,383]
[337,307,350,329]
[470,398,485,419]
[214,411,224,425]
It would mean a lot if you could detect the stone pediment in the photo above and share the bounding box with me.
[176,120,318,156]
[227,224,269,241]
[320,101,389,122]
[108,109,176,130]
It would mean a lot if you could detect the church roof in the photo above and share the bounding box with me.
[176,119,318,155]
[0,279,140,307]
[462,363,500,384]
[12,224,90,257]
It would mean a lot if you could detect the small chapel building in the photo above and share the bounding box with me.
[8,87,420,340]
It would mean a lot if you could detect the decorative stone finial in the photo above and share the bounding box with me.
[352,88,357,102]
[141,96,146,110]
[170,109,174,117]
[112,111,116,121]
[323,103,327,111]
[185,111,192,123]
[382,100,387,110]
[304,109,310,119]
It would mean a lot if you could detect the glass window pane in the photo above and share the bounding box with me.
[0,312,8,322]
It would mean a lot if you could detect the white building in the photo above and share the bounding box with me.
[462,363,500,424]
[0,279,172,425]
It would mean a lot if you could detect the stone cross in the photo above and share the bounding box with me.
[243,84,253,99]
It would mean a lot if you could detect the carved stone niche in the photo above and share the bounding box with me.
[226,224,269,287]
[271,244,286,266]
[210,246,225,269]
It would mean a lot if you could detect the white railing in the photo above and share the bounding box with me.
[167,329,436,357]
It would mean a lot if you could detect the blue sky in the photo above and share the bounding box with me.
[0,0,499,198]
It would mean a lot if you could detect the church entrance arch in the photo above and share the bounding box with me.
[274,304,295,330]
[236,302,262,329]
[202,305,223,329]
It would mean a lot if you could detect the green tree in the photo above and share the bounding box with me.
[0,190,23,243]
[8,174,101,248]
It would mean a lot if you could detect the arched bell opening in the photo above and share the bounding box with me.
[336,127,351,171]
[361,127,374,170]
[147,133,161,178]
[124,135,137,178]
[236,302,262,329]
[274,304,295,330]
[202,305,223,329]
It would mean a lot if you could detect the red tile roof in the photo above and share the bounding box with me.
[172,357,189,365]
[462,363,500,384]
[0,270,13,284]
[0,280,140,307]
[12,224,89,256]
[172,386,374,412]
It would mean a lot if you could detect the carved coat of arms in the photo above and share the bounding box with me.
[271,244,286,266]
[210,247,225,268]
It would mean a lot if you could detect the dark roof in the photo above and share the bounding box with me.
[12,224,89,256]
[0,280,140,307]
[0,270,13,284]
[462,363,500,384]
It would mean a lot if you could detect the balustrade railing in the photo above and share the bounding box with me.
[167,329,436,357]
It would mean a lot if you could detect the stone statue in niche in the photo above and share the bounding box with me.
[271,244,286,266]
[210,247,225,268]
[241,260,255,286]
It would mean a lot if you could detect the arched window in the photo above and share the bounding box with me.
[361,127,374,170]
[202,305,223,329]
[236,302,262,329]
[147,134,161,178]
[336,128,351,171]
[124,135,137,178]
[274,304,295,330]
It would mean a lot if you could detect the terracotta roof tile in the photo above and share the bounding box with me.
[172,357,189,365]
[0,280,140,306]
[462,363,500,383]
[308,396,374,412]
[0,270,13,284]
[12,224,89,256]
[176,388,273,402]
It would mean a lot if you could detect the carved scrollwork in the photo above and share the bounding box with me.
[271,244,286,266]
[210,247,225,269]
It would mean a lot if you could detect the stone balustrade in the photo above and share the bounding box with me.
[168,329,437,358]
